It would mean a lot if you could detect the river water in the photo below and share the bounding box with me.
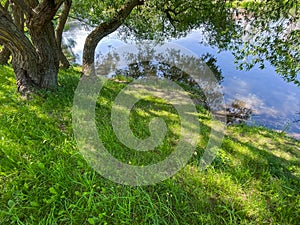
[63,23,300,139]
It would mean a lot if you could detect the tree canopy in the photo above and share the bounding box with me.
[0,0,299,95]
[231,0,300,85]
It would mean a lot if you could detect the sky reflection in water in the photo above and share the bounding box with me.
[63,25,300,139]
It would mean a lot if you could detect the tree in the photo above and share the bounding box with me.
[0,1,60,94]
[72,0,237,76]
[0,0,299,95]
[0,45,10,65]
[231,0,300,85]
[0,0,71,94]
[55,0,72,69]
[73,0,299,84]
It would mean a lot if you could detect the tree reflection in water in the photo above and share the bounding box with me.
[96,47,253,124]
[223,100,252,124]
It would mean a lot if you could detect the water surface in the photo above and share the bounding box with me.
[63,23,300,139]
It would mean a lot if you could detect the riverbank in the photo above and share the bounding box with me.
[0,66,299,224]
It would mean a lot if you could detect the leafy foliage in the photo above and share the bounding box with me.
[71,0,127,25]
[231,0,300,85]
[1,0,299,85]
[72,0,299,84]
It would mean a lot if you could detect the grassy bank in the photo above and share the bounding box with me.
[0,66,299,224]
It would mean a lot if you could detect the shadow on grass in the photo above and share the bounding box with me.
[0,67,299,224]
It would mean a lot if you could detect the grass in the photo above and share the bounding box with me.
[0,65,300,224]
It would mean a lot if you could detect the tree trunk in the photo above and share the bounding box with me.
[0,1,62,95]
[82,0,144,76]
[0,0,64,95]
[28,22,60,88]
[55,0,72,69]
[1,10,39,94]
[0,45,10,65]
[11,23,59,94]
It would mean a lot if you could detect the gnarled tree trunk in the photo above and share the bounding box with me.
[28,22,60,88]
[0,45,10,65]
[0,0,64,95]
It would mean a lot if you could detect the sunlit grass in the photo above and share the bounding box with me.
[0,65,299,224]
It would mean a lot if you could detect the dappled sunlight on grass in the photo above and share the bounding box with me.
[0,66,299,224]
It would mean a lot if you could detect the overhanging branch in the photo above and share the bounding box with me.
[82,0,145,73]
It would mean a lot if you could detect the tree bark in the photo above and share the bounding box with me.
[82,0,144,76]
[0,0,64,95]
[10,25,60,94]
[55,0,72,69]
[0,45,10,65]
[28,22,60,88]
[1,8,40,93]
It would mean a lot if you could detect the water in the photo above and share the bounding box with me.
[63,23,300,139]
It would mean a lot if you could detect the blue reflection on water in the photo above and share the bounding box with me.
[63,25,300,139]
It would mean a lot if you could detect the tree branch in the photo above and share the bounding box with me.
[55,0,72,68]
[29,0,65,31]
[67,15,97,27]
[11,0,34,17]
[82,0,144,74]
[4,0,9,11]
[164,9,180,28]
[0,10,37,60]
[55,0,71,44]
[11,1,25,31]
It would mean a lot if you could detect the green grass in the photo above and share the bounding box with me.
[0,65,300,224]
